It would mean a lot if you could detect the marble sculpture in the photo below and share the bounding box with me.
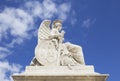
[30,20,85,67]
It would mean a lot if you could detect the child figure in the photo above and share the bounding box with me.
[48,20,65,50]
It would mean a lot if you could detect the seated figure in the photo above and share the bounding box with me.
[30,20,85,66]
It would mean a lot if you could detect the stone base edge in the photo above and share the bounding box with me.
[12,74,109,81]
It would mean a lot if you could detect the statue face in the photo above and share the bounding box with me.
[55,22,62,31]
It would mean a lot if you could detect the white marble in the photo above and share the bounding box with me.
[21,66,100,76]
[31,20,85,66]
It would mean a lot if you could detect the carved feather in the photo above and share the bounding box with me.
[38,20,51,40]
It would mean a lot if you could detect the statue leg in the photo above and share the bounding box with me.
[64,42,85,65]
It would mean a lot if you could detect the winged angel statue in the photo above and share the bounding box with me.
[30,20,85,66]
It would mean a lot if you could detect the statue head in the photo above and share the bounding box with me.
[52,20,62,31]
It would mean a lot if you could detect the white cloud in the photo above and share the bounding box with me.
[0,61,22,81]
[0,47,11,59]
[0,8,34,37]
[0,7,34,48]
[69,10,77,26]
[6,38,24,48]
[81,18,96,28]
[0,0,71,58]
[24,0,71,20]
[57,3,71,20]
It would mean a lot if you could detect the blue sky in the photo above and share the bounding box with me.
[0,0,120,81]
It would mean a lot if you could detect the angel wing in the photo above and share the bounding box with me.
[38,20,51,42]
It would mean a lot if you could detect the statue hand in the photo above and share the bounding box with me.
[61,30,65,35]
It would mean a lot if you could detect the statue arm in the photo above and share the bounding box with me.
[48,29,64,39]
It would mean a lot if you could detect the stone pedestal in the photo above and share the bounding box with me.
[12,75,108,81]
[12,66,109,81]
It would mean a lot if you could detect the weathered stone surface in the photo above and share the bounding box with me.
[31,20,86,66]
[12,66,108,81]
[22,66,99,75]
[12,75,108,81]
